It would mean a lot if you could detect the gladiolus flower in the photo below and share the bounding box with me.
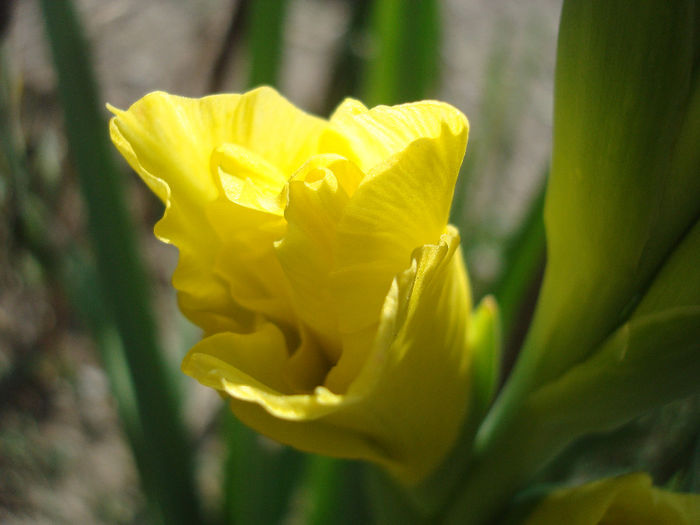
[108,87,472,483]
[524,473,700,524]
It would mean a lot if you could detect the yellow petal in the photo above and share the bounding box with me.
[330,106,468,337]
[345,226,472,483]
[109,94,236,332]
[182,324,290,394]
[227,397,393,468]
[111,88,475,485]
[326,98,468,173]
[275,154,365,363]
[108,87,327,331]
[108,87,326,209]
[182,227,471,484]
[206,201,293,326]
[183,326,353,420]
[525,473,700,525]
[210,142,287,215]
[284,325,334,394]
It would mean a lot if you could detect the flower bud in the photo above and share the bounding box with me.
[109,87,473,483]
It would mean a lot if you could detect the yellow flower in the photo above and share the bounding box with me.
[108,87,472,483]
[525,473,700,525]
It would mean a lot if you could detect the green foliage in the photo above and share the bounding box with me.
[222,413,304,524]
[39,2,203,524]
[468,296,502,422]
[511,0,700,396]
[445,2,700,522]
[363,0,440,106]
[493,180,546,339]
[247,0,289,87]
[28,0,700,523]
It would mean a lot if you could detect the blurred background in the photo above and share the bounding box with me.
[0,0,591,523]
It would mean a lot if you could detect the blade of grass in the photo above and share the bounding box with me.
[301,457,345,525]
[247,0,288,87]
[222,411,304,524]
[363,0,440,106]
[39,2,203,524]
[289,457,372,525]
[493,175,546,342]
[59,252,163,518]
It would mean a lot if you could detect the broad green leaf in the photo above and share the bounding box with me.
[528,309,700,441]
[444,307,700,525]
[446,3,700,521]
[492,0,700,428]
[533,0,699,386]
[444,217,700,525]
[529,217,700,433]
[493,178,546,339]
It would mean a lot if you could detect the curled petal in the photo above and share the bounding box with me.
[275,155,365,363]
[330,107,468,342]
[183,227,472,484]
[108,88,327,330]
[326,99,468,174]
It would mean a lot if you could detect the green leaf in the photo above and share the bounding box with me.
[443,217,700,525]
[528,309,700,441]
[443,307,700,525]
[489,0,700,443]
[445,4,700,520]
[298,458,372,525]
[247,0,288,88]
[526,217,700,440]
[493,178,546,339]
[299,456,344,525]
[530,217,700,437]
[222,412,304,525]
[363,0,440,105]
[39,2,202,524]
